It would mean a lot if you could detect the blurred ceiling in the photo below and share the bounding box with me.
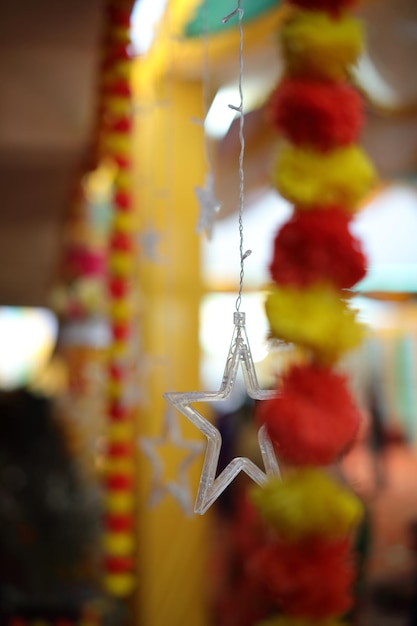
[1,0,417,306]
[0,0,104,306]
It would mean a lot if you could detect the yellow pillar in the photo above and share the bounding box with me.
[133,67,210,626]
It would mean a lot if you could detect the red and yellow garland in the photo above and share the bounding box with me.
[249,0,377,623]
[98,0,137,598]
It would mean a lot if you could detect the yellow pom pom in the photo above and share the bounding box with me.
[256,617,346,626]
[109,251,135,277]
[104,133,131,157]
[108,422,134,442]
[251,470,363,542]
[282,10,363,80]
[103,572,136,597]
[110,299,131,323]
[103,531,134,555]
[103,457,135,475]
[107,379,123,399]
[105,96,131,117]
[115,169,132,191]
[113,212,135,232]
[105,493,134,516]
[274,144,376,210]
[265,284,365,363]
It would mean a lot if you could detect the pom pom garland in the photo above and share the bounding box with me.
[244,0,376,622]
[273,144,376,210]
[256,363,362,465]
[288,0,358,16]
[265,284,365,364]
[256,615,348,626]
[269,207,367,289]
[248,537,355,619]
[267,79,364,151]
[281,11,363,81]
[251,470,363,541]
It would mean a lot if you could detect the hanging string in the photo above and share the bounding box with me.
[223,0,251,313]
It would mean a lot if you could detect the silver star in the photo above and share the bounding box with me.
[140,407,205,516]
[137,227,163,263]
[195,172,221,239]
[164,312,281,515]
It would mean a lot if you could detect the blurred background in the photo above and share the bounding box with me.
[1,0,417,625]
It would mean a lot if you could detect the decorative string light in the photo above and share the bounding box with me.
[194,0,221,239]
[164,0,280,515]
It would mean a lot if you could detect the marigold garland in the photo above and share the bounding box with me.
[251,471,363,541]
[265,284,365,364]
[281,11,363,81]
[269,207,367,289]
[256,364,362,465]
[98,0,137,599]
[288,0,358,16]
[248,537,355,618]
[246,0,377,624]
[273,144,376,210]
[267,78,364,151]
[257,618,347,626]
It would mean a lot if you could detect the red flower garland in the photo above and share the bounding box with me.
[267,78,364,151]
[288,0,358,15]
[256,363,361,465]
[248,537,355,618]
[269,207,367,289]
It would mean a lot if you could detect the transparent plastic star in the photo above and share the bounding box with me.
[138,226,163,263]
[140,407,205,516]
[164,312,281,515]
[195,172,221,239]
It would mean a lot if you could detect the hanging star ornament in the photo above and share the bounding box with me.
[164,312,281,515]
[140,407,205,516]
[195,172,221,239]
[137,226,163,263]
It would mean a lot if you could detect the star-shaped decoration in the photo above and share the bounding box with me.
[164,312,281,515]
[140,407,205,516]
[195,172,221,240]
[137,226,163,263]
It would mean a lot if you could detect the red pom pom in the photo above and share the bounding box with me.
[104,513,135,532]
[114,190,132,210]
[108,401,130,421]
[109,276,129,298]
[107,441,133,458]
[104,555,135,574]
[110,231,132,252]
[105,472,134,490]
[269,207,367,289]
[256,363,361,465]
[267,79,363,151]
[288,0,358,16]
[248,537,355,618]
[108,115,132,134]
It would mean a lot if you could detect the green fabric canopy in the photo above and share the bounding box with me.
[184,0,281,38]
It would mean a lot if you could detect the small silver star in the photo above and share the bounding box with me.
[140,407,205,516]
[137,227,163,263]
[164,312,281,515]
[195,172,221,239]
